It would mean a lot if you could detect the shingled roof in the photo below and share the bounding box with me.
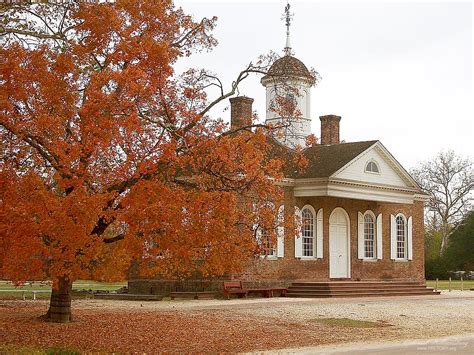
[261,55,315,84]
[267,138,378,179]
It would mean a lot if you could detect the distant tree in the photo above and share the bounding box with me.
[424,229,442,261]
[411,150,473,256]
[0,1,309,322]
[443,211,474,272]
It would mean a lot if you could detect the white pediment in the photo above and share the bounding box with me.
[332,142,417,189]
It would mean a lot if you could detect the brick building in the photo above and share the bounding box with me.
[224,5,429,284]
[129,6,428,295]
[229,55,427,283]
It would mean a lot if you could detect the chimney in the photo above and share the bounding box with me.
[229,96,254,129]
[320,115,341,145]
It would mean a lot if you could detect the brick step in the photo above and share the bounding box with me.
[285,290,441,298]
[289,285,426,290]
[287,287,437,294]
[286,280,440,298]
[290,284,426,290]
[291,281,424,287]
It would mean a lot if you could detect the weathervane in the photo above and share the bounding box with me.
[282,1,294,56]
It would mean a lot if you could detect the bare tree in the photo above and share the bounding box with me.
[411,150,473,256]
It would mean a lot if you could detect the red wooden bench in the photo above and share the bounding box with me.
[247,287,287,298]
[223,281,287,299]
[223,281,248,299]
[246,287,272,298]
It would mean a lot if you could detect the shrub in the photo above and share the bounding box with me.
[425,258,450,280]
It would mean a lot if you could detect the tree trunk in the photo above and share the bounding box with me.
[439,223,451,256]
[440,234,448,256]
[45,277,72,323]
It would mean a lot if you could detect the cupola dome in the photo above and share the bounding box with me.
[261,55,315,85]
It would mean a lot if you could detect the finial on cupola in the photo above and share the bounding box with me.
[283,1,294,56]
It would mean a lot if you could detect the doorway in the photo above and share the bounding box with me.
[329,207,351,278]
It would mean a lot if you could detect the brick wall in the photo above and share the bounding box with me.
[130,192,425,292]
[237,194,425,282]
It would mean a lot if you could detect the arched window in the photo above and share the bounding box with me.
[284,93,297,115]
[285,93,295,102]
[396,215,407,259]
[259,228,276,257]
[364,213,375,259]
[301,207,315,257]
[365,160,380,174]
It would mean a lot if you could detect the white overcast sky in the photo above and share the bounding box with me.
[174,0,473,169]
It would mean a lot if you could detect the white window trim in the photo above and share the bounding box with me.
[376,213,383,260]
[316,208,323,259]
[257,204,285,260]
[276,204,285,258]
[300,204,318,259]
[299,257,321,261]
[394,213,408,261]
[362,210,377,260]
[261,255,278,260]
[407,216,413,260]
[257,227,278,260]
[294,206,302,258]
[364,159,381,175]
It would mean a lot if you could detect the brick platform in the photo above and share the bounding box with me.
[285,281,440,298]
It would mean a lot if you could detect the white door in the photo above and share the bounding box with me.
[329,208,350,278]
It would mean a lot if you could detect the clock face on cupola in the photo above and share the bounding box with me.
[260,2,317,149]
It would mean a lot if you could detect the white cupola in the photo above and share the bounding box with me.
[260,2,316,148]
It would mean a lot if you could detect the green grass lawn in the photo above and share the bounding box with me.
[0,346,80,355]
[313,317,387,328]
[426,279,474,290]
[0,280,127,299]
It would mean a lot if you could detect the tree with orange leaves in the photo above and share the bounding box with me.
[0,1,306,322]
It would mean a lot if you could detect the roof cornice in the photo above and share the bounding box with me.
[289,177,421,193]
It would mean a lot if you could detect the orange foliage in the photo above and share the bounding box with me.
[0,301,387,352]
[0,1,291,287]
[305,134,318,147]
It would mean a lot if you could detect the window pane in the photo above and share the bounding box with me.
[259,228,275,257]
[366,161,379,173]
[302,208,314,257]
[396,216,406,259]
[364,214,375,258]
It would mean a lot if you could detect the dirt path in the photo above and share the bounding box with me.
[259,334,474,354]
[1,291,473,353]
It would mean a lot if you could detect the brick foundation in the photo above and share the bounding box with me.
[128,278,290,297]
